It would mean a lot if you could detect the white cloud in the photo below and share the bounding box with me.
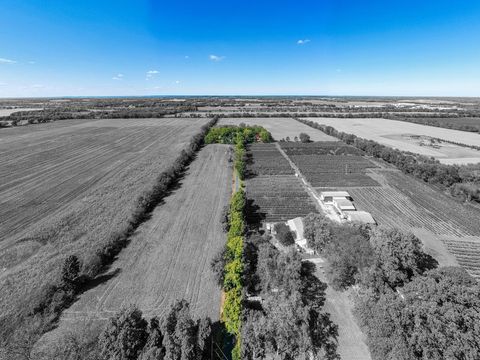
[31,84,44,88]
[28,61,36,65]
[297,39,311,45]
[175,80,180,84]
[209,54,225,62]
[146,70,159,80]
[0,58,16,64]
[112,73,124,80]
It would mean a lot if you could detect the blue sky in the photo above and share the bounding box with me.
[1,0,480,97]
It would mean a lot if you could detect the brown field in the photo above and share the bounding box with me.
[0,117,208,317]
[303,117,480,164]
[218,117,338,141]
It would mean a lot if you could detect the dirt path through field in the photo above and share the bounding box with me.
[40,145,231,344]
[314,264,372,360]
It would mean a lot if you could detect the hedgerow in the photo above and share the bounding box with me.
[220,164,247,359]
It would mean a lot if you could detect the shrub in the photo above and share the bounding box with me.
[274,222,295,246]
[299,132,311,143]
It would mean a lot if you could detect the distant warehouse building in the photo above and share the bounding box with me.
[332,198,356,213]
[320,191,351,203]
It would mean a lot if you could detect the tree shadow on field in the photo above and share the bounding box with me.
[245,199,265,229]
[209,321,234,360]
[78,267,122,296]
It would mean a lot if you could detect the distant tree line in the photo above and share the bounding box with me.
[296,118,480,203]
[0,105,197,128]
[301,213,480,359]
[0,117,220,357]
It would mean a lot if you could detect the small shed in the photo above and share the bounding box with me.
[287,217,304,242]
[347,211,376,225]
[333,198,356,212]
[286,217,314,255]
[320,191,351,203]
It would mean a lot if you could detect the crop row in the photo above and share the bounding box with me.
[246,175,316,223]
[247,143,293,176]
[280,141,364,156]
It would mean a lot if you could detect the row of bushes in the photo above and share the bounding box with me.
[0,117,219,353]
[221,186,246,360]
[296,118,480,201]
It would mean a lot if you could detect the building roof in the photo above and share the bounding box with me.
[333,198,356,210]
[347,211,376,224]
[320,191,351,198]
[287,217,304,241]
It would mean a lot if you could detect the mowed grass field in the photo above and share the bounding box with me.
[40,144,231,345]
[218,117,338,141]
[0,117,208,317]
[303,117,480,164]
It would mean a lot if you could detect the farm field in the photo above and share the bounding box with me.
[40,144,232,347]
[349,169,480,277]
[247,143,294,176]
[246,175,317,224]
[218,117,338,141]
[280,141,380,187]
[303,117,480,164]
[245,142,317,224]
[0,117,208,317]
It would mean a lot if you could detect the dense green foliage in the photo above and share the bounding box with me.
[204,125,273,145]
[222,190,245,338]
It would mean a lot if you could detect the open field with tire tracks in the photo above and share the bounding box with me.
[38,144,232,347]
[0,117,208,317]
